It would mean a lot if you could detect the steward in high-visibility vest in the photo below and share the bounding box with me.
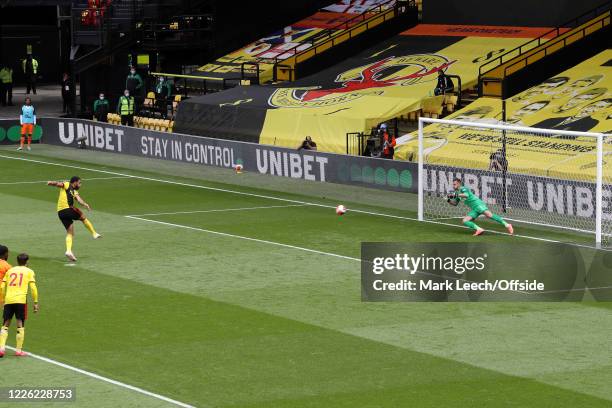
[116,90,135,126]
[22,55,39,95]
[0,64,13,106]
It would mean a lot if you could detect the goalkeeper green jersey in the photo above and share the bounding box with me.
[457,186,486,210]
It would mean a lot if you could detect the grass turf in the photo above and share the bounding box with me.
[0,146,611,407]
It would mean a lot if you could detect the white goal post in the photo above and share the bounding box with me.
[416,117,607,247]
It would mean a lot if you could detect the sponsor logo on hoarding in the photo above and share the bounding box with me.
[255,148,329,181]
[58,121,124,152]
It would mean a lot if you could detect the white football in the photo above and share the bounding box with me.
[234,164,243,172]
[336,205,347,215]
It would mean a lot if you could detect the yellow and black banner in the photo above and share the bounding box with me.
[395,50,612,181]
[176,24,557,152]
[195,0,397,84]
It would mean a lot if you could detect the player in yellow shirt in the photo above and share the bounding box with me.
[0,245,11,308]
[47,176,101,262]
[0,253,38,357]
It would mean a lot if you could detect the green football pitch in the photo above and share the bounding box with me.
[0,145,611,408]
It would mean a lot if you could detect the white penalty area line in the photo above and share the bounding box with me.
[126,215,360,262]
[128,204,309,217]
[0,176,129,185]
[0,153,597,249]
[4,345,195,408]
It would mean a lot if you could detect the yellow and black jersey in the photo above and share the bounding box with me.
[56,182,79,212]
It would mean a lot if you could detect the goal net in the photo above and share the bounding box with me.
[416,117,610,247]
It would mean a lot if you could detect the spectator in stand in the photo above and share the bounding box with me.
[434,70,454,96]
[0,62,14,106]
[22,54,39,95]
[380,123,396,159]
[154,76,173,118]
[93,92,109,122]
[117,89,135,126]
[125,67,143,101]
[298,136,317,151]
[61,72,74,115]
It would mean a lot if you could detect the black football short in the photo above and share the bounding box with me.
[58,207,83,230]
[3,303,27,322]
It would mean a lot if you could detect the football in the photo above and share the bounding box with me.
[447,191,459,206]
[235,164,243,173]
[336,205,347,215]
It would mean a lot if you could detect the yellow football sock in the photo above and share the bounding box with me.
[0,326,8,348]
[83,219,97,236]
[66,233,73,252]
[16,327,24,351]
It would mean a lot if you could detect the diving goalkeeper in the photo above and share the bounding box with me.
[448,178,514,236]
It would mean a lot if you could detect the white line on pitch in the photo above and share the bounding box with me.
[129,215,612,296]
[0,176,129,185]
[126,215,359,262]
[0,153,597,249]
[4,346,195,408]
[128,204,308,217]
[124,216,535,296]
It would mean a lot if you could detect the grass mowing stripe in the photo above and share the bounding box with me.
[128,204,309,217]
[126,215,360,262]
[0,153,595,249]
[3,346,195,408]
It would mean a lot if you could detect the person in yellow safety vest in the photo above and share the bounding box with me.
[117,89,135,126]
[22,54,39,95]
[0,63,14,106]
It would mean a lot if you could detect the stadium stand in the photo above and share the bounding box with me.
[174,24,560,151]
[394,49,612,180]
[479,3,611,97]
[191,0,417,85]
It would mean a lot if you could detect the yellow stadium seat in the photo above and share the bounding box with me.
[159,119,169,132]
[445,95,458,112]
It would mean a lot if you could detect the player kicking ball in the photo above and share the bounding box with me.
[47,176,101,262]
[447,178,514,236]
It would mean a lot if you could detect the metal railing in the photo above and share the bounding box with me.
[500,12,610,78]
[346,132,368,156]
[272,0,416,81]
[478,0,611,78]
[264,0,401,66]
[445,74,462,107]
[149,72,238,97]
